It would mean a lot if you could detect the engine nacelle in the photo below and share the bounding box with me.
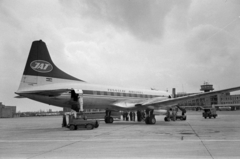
[153,109,168,115]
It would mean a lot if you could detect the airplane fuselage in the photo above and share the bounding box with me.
[18,78,170,111]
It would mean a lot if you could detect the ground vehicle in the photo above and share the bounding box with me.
[68,118,99,130]
[176,114,187,121]
[166,114,186,121]
[202,108,217,119]
[164,107,187,121]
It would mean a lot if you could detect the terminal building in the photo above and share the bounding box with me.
[177,82,240,110]
[0,102,16,118]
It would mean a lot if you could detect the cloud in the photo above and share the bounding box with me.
[184,23,240,89]
[60,0,191,41]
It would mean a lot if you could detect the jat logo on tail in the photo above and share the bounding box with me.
[30,60,53,73]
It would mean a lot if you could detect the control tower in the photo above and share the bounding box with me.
[200,82,214,92]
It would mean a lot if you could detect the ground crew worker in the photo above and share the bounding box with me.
[137,111,141,122]
[126,112,129,121]
[182,109,186,116]
[141,111,145,121]
[132,112,136,121]
[123,111,127,121]
[172,108,176,121]
[130,112,133,121]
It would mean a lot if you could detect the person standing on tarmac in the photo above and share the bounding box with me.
[130,112,133,121]
[141,111,145,121]
[137,111,141,122]
[182,109,186,116]
[126,112,129,121]
[172,108,176,121]
[132,112,136,121]
[123,111,127,121]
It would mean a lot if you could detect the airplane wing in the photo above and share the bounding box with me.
[137,86,240,109]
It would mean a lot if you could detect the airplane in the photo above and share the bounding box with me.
[15,40,240,125]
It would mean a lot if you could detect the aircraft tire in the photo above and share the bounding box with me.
[69,125,75,130]
[183,116,187,120]
[109,117,113,123]
[105,117,113,124]
[105,117,109,123]
[149,117,156,124]
[95,121,99,128]
[164,117,170,122]
[86,124,94,130]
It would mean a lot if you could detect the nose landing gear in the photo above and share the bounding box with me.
[105,110,114,124]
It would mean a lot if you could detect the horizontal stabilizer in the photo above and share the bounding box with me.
[14,96,26,98]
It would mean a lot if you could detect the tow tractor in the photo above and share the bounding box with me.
[68,115,99,130]
[202,108,217,119]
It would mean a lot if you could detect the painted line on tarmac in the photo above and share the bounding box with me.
[187,121,214,159]
[1,139,240,142]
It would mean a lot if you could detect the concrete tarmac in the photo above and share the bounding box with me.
[0,111,240,159]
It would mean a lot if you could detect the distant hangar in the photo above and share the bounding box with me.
[0,102,16,118]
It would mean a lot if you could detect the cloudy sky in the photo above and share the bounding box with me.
[1,0,240,112]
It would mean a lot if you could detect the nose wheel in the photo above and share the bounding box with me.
[105,116,113,123]
[105,110,114,124]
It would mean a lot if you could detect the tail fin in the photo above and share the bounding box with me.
[18,40,84,91]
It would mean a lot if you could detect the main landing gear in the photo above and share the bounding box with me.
[145,109,156,125]
[105,110,114,124]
